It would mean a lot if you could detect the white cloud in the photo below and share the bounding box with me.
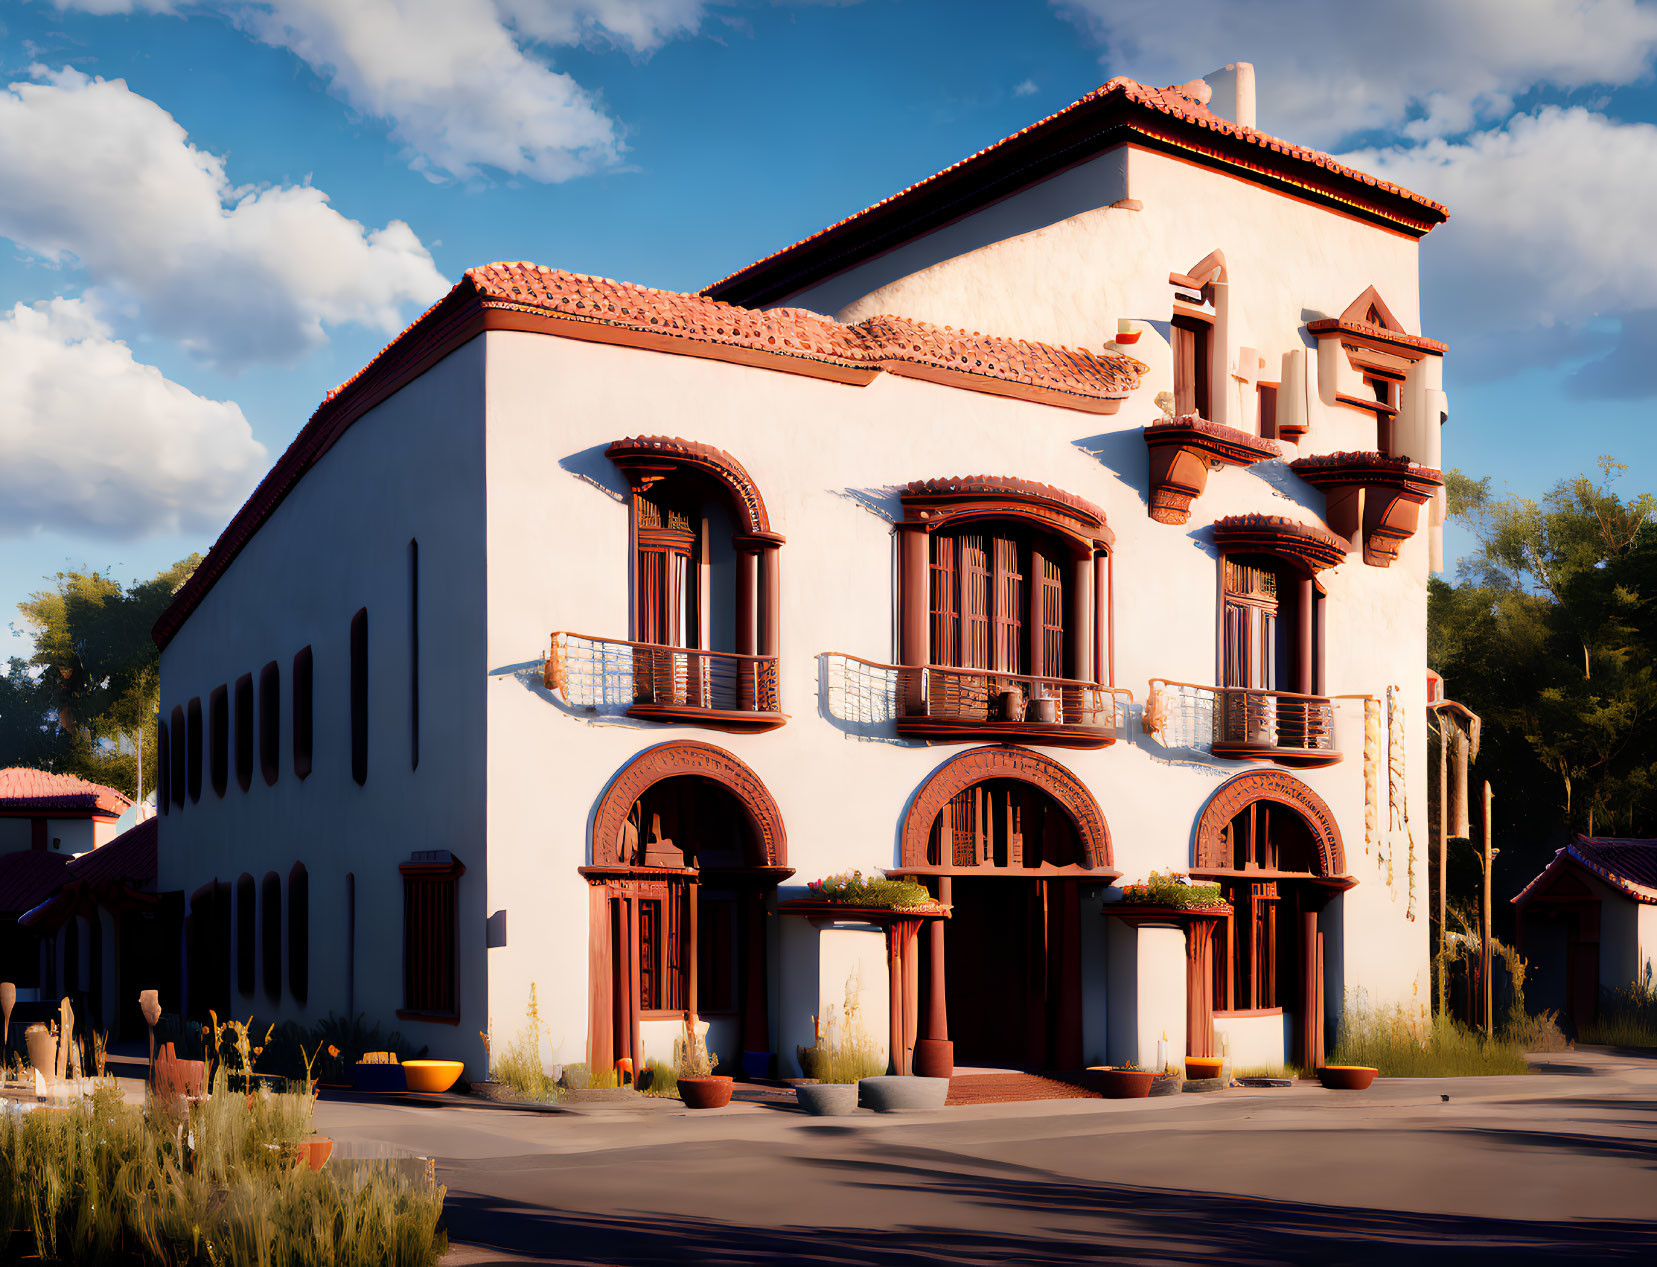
[0,66,448,366]
[1345,107,1657,388]
[1055,0,1657,146]
[1013,78,1038,97]
[54,1,716,182]
[0,297,267,539]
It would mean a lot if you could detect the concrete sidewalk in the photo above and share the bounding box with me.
[312,1048,1657,1264]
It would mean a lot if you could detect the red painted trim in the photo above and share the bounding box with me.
[623,704,789,732]
[1215,1007,1284,1019]
[1193,772,1347,878]
[607,436,775,536]
[899,746,1112,871]
[893,716,1115,749]
[590,741,786,869]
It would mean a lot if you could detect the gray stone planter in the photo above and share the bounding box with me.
[858,1075,950,1112]
[794,1082,859,1116]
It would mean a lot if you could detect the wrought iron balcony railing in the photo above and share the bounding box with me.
[1145,678,1340,767]
[547,632,785,732]
[825,654,1130,748]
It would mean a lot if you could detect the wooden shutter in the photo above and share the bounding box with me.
[1258,384,1278,440]
[992,534,1024,674]
[929,534,959,667]
[1040,555,1064,678]
[635,494,697,648]
[959,534,990,670]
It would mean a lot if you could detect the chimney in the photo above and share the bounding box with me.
[1203,62,1256,131]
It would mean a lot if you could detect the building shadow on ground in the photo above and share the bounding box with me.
[439,1146,1657,1265]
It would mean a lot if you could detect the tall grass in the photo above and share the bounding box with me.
[799,967,886,1084]
[1332,1004,1532,1077]
[1581,976,1657,1048]
[490,984,563,1102]
[0,1076,446,1264]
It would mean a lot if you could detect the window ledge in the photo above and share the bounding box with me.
[1214,1007,1284,1019]
[396,1009,460,1026]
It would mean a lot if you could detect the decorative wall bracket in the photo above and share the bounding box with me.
[1144,417,1279,525]
[1290,452,1443,567]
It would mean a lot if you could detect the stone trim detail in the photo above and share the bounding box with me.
[591,740,786,868]
[899,746,1112,870]
[1194,772,1346,877]
[607,435,772,536]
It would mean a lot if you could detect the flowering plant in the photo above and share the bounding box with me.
[1117,871,1223,910]
[806,870,935,910]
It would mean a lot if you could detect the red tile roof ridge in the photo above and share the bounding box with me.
[702,75,1446,299]
[1290,450,1444,482]
[1145,415,1280,454]
[0,767,130,816]
[1570,835,1657,902]
[1212,512,1348,553]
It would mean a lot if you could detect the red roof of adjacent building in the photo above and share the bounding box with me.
[0,768,130,818]
[703,76,1448,306]
[66,816,156,887]
[1513,836,1657,907]
[153,264,1147,650]
[0,850,70,914]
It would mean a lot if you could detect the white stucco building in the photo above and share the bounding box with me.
[153,67,1450,1081]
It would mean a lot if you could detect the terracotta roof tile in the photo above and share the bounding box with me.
[1570,837,1657,903]
[902,476,1109,528]
[0,768,130,817]
[66,817,156,887]
[0,850,70,914]
[704,76,1447,300]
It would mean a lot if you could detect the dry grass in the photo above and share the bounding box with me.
[1332,1004,1531,1077]
[490,985,563,1103]
[0,1076,445,1264]
[799,967,886,1084]
[1581,977,1657,1048]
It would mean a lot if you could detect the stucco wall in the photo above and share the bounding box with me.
[1638,904,1657,989]
[483,302,1433,1064]
[158,340,489,1058]
[0,817,100,856]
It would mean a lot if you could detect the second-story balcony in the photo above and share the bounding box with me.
[1147,679,1340,768]
[826,654,1130,748]
[546,632,786,732]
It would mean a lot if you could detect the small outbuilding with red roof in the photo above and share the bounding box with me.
[0,767,131,858]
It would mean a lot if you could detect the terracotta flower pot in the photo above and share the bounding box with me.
[24,1025,55,1079]
[677,1075,734,1109]
[1089,1066,1154,1099]
[1185,1056,1224,1081]
[913,1038,954,1080]
[1318,1065,1378,1091]
[300,1138,333,1171]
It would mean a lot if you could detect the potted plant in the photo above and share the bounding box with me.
[674,1020,731,1109]
[996,684,1026,721]
[796,970,884,1116]
[1026,689,1058,725]
[1089,1064,1155,1098]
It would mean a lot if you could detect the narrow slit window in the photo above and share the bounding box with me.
[170,706,187,808]
[409,539,420,770]
[292,646,314,780]
[350,608,368,786]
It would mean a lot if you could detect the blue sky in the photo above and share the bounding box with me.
[3,0,1657,656]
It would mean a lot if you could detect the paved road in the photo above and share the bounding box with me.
[315,1049,1657,1265]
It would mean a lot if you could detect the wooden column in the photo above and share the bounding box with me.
[1186,915,1220,1058]
[1094,552,1112,686]
[925,877,950,1043]
[1437,715,1448,1017]
[741,888,769,1056]
[1295,574,1315,696]
[1482,782,1494,1037]
[1300,909,1323,1071]
[757,542,781,659]
[735,548,758,658]
[898,523,929,714]
[1068,552,1094,683]
[685,880,699,1021]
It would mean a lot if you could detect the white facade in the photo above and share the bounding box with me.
[158,71,1445,1080]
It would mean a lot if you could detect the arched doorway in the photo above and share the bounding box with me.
[1192,772,1351,1068]
[586,742,789,1076]
[899,747,1115,1072]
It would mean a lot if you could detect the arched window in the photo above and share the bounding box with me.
[186,697,204,803]
[235,873,256,997]
[888,479,1118,746]
[1211,800,1320,1011]
[350,609,368,785]
[208,685,229,798]
[259,661,280,785]
[288,863,309,1006]
[261,871,281,1003]
[292,646,313,780]
[235,674,254,792]
[548,438,784,730]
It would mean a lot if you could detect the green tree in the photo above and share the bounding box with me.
[6,556,200,801]
[1431,460,1657,917]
